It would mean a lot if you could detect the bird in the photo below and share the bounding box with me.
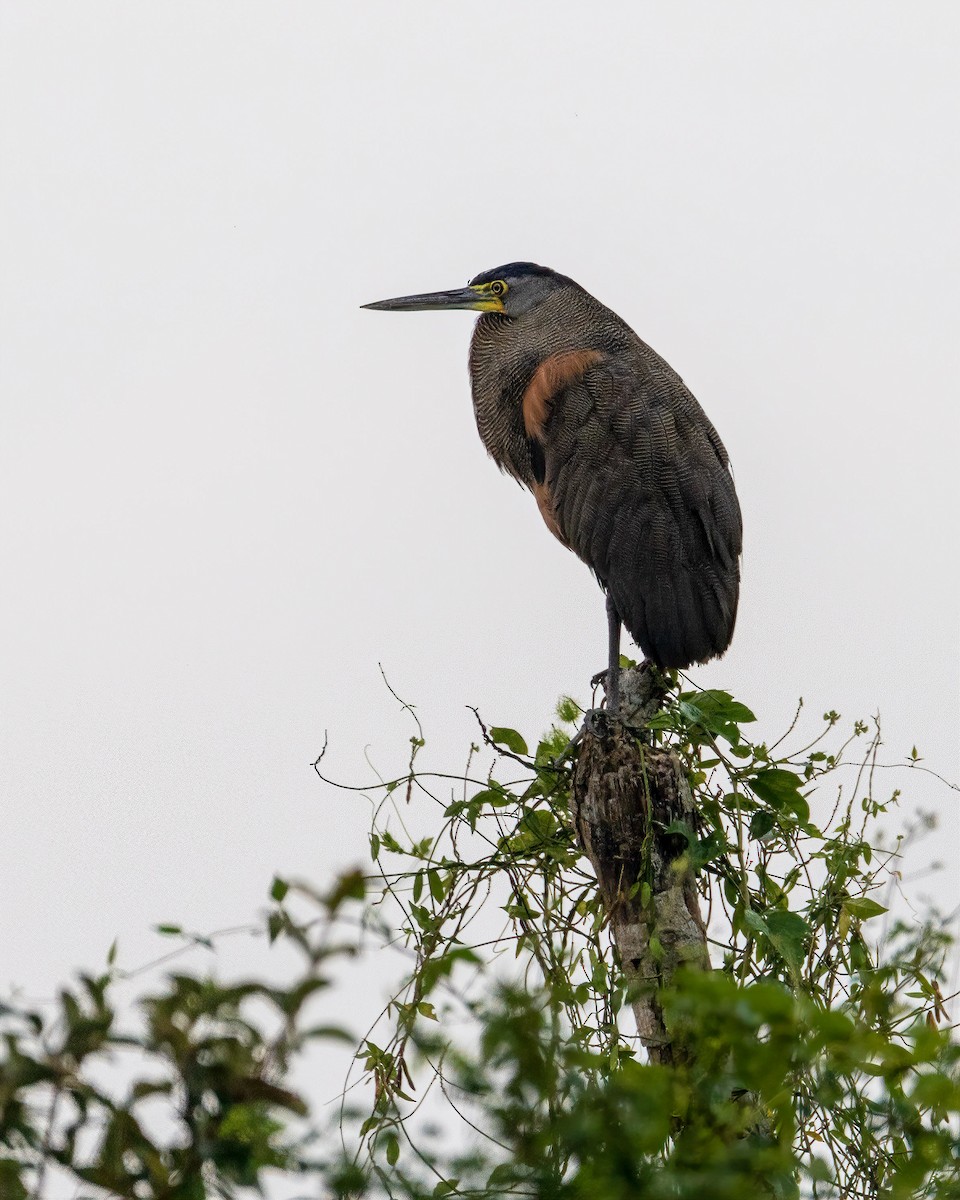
[362,262,742,715]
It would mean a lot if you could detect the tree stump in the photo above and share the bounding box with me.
[572,665,710,1066]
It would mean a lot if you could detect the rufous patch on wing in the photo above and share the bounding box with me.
[533,481,569,547]
[522,349,604,441]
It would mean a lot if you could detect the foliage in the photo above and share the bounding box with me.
[1,678,957,1198]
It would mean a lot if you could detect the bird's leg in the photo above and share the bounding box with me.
[606,593,622,715]
[549,597,624,766]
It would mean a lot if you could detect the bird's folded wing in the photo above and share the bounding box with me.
[534,357,742,668]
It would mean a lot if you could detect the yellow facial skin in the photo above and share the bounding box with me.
[468,280,508,312]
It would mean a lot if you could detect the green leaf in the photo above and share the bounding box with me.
[0,1162,30,1200]
[489,726,529,756]
[270,876,289,902]
[742,908,810,975]
[131,1079,173,1100]
[325,868,365,911]
[749,768,809,820]
[842,896,888,920]
[410,903,436,932]
[690,831,726,869]
[384,1131,400,1166]
[912,1072,958,1107]
[299,1023,356,1044]
[471,786,513,809]
[419,945,482,993]
[677,689,756,745]
[769,911,810,972]
[155,924,183,937]
[749,809,777,840]
[428,870,445,903]
[663,820,694,845]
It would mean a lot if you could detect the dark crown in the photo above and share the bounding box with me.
[468,262,563,287]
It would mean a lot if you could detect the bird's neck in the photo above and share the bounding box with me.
[468,313,542,484]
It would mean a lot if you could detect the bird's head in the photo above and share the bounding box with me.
[362,262,572,320]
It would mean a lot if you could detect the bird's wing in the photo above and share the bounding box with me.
[531,354,742,668]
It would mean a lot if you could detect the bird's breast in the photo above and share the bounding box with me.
[468,309,614,486]
[468,316,540,484]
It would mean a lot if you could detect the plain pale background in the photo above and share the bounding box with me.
[2,0,958,1048]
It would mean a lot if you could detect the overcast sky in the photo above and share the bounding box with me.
[2,0,958,1050]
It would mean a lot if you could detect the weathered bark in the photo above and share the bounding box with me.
[572,665,710,1066]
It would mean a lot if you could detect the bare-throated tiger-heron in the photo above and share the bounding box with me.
[363,262,742,713]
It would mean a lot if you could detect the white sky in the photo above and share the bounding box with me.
[1,1,958,1026]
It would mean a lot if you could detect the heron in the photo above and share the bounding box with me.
[363,263,742,715]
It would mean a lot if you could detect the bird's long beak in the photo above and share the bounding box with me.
[361,284,503,313]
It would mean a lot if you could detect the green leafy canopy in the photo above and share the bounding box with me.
[1,681,957,1198]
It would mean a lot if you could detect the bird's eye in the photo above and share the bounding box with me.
[490,280,508,297]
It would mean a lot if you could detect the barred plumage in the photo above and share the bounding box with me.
[467,266,741,671]
[364,262,743,708]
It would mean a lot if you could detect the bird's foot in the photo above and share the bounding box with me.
[552,661,667,768]
[552,700,619,768]
[589,668,621,716]
[583,705,615,737]
[550,706,616,768]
